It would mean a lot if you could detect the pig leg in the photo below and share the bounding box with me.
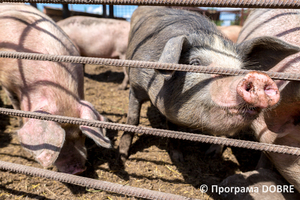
[166,121,185,163]
[168,139,184,163]
[205,136,227,157]
[256,152,274,170]
[118,55,129,90]
[205,143,225,157]
[3,88,23,126]
[118,66,129,90]
[83,64,86,73]
[3,88,20,110]
[118,89,144,165]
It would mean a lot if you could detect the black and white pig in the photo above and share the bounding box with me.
[0,4,111,174]
[117,6,300,165]
[237,9,300,193]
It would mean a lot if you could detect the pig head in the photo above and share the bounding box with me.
[17,100,111,174]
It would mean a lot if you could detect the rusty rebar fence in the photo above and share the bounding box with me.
[0,1,299,199]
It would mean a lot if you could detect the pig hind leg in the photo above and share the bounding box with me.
[118,55,129,90]
[118,67,129,90]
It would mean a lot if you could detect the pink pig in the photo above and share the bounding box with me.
[237,9,300,192]
[0,4,111,174]
[58,16,130,90]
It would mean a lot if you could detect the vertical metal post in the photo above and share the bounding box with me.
[30,3,37,8]
[109,5,114,18]
[62,4,70,19]
[240,8,244,26]
[103,4,107,18]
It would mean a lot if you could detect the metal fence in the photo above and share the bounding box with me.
[0,0,299,199]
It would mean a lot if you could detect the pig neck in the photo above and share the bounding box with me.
[20,85,80,122]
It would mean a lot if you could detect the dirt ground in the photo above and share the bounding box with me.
[0,64,262,200]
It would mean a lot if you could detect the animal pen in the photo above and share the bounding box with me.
[0,0,300,200]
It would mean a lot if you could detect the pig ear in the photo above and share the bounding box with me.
[238,36,300,71]
[79,100,112,149]
[18,119,65,167]
[157,35,190,80]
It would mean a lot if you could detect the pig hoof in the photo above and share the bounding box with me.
[170,149,184,163]
[110,160,125,171]
[113,152,127,169]
[119,153,128,164]
[205,144,224,157]
[117,84,127,90]
[72,168,86,175]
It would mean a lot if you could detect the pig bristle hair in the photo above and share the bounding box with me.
[264,106,275,113]
[75,145,87,161]
[264,108,272,119]
[292,156,300,166]
[220,102,260,116]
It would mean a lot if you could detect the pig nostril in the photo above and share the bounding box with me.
[264,84,278,96]
[264,85,273,91]
[245,82,253,92]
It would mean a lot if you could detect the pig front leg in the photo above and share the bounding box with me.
[256,152,274,170]
[3,87,23,126]
[118,89,143,165]
[166,121,185,163]
[205,143,225,157]
[3,88,20,110]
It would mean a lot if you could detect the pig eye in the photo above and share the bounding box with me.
[190,59,202,66]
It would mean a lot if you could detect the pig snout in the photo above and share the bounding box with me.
[237,71,280,108]
[66,165,87,175]
[55,159,87,175]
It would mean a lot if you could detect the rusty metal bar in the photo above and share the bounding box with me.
[1,51,300,81]
[0,107,300,156]
[0,0,299,8]
[0,160,197,200]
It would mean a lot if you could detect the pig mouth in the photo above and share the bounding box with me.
[225,105,261,118]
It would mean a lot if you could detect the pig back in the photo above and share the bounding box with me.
[57,16,130,58]
[0,4,83,100]
[238,9,300,46]
[238,9,300,75]
[127,6,225,62]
